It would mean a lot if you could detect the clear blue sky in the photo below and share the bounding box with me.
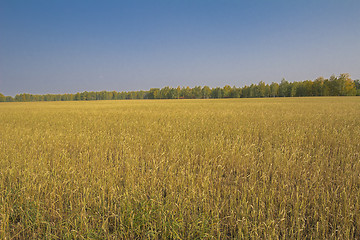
[1,0,359,96]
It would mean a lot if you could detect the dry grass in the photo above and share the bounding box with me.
[0,97,359,239]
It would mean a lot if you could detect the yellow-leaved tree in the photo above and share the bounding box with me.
[0,93,6,102]
[339,73,357,96]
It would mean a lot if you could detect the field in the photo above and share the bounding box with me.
[0,97,359,239]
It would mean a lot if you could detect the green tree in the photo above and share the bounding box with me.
[117,92,126,100]
[192,86,202,99]
[264,84,271,97]
[241,86,250,98]
[354,79,360,96]
[249,84,257,98]
[270,82,279,97]
[176,86,181,99]
[303,80,314,96]
[74,93,81,101]
[201,86,211,99]
[328,75,340,96]
[147,88,160,99]
[230,86,241,98]
[135,90,146,99]
[257,81,266,97]
[295,82,306,97]
[160,87,171,99]
[222,85,232,98]
[279,78,291,97]
[211,87,223,98]
[6,96,14,102]
[290,82,298,97]
[167,88,178,99]
[313,77,325,96]
[181,87,193,99]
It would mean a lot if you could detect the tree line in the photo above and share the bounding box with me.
[1,73,359,102]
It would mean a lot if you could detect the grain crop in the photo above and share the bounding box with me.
[0,97,359,239]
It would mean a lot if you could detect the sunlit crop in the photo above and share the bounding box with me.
[1,97,359,239]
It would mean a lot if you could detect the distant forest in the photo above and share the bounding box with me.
[1,73,359,102]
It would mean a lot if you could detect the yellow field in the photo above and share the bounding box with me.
[0,97,359,239]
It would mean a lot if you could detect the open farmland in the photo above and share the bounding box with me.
[0,97,359,239]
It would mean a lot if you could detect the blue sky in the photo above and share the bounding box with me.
[1,0,359,96]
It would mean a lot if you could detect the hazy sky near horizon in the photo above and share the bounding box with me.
[1,0,359,96]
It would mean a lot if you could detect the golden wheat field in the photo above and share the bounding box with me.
[0,97,359,239]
